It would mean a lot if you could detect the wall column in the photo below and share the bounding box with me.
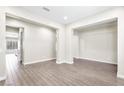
[117,8,124,78]
[56,27,66,64]
[65,26,74,64]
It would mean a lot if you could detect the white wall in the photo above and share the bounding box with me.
[117,9,124,78]
[6,26,19,38]
[0,6,66,80]
[66,8,119,64]
[5,6,66,64]
[1,6,124,80]
[73,31,79,58]
[6,17,56,64]
[73,23,117,64]
[0,7,6,80]
[67,7,124,78]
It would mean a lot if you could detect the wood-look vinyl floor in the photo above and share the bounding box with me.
[1,54,124,86]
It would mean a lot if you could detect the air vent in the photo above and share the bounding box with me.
[42,7,50,12]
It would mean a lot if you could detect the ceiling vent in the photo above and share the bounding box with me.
[42,7,50,12]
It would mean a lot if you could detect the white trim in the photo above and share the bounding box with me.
[56,60,74,64]
[56,61,65,64]
[0,75,6,81]
[117,74,124,79]
[65,61,74,64]
[23,58,56,65]
[74,57,117,65]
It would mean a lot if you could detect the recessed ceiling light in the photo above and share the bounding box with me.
[64,16,68,20]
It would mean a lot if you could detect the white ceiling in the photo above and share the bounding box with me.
[20,6,114,24]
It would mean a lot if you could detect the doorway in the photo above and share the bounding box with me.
[6,25,24,65]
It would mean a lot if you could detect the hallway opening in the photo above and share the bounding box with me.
[6,25,23,65]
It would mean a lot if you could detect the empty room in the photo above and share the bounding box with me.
[1,6,124,86]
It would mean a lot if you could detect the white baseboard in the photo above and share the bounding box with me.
[23,58,56,65]
[56,61,65,64]
[0,75,6,81]
[65,61,74,64]
[56,60,74,64]
[74,57,117,65]
[117,74,124,79]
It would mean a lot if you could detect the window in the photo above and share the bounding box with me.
[6,38,18,50]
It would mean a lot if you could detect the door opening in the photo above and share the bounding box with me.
[6,26,24,64]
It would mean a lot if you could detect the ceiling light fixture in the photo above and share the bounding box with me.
[64,16,68,20]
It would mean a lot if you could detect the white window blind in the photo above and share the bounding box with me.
[6,38,18,50]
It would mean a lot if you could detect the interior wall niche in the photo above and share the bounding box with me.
[73,21,117,64]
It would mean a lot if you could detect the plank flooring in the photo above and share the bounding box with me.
[1,54,124,86]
